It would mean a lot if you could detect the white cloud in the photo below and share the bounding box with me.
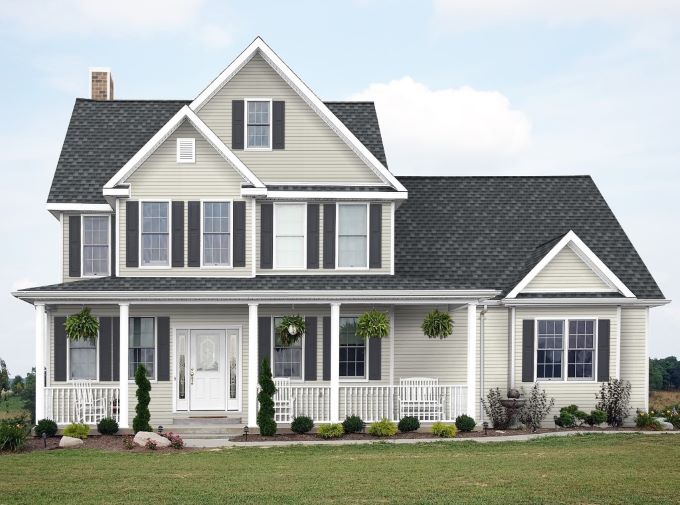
[349,77,531,174]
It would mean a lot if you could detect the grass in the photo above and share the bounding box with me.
[649,390,680,412]
[1,434,679,504]
[0,395,28,421]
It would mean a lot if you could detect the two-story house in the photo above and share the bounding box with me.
[14,38,668,432]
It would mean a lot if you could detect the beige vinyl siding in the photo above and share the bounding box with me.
[475,307,510,422]
[620,307,648,413]
[523,245,612,292]
[196,53,383,185]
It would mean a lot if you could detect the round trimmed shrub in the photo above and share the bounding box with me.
[554,411,576,428]
[97,417,119,435]
[63,422,89,439]
[35,418,58,437]
[291,416,314,434]
[367,418,398,437]
[342,415,364,434]
[398,416,420,433]
[454,414,476,432]
[431,422,457,438]
[318,423,344,439]
[587,409,607,426]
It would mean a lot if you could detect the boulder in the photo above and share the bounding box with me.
[59,436,84,448]
[654,418,675,431]
[133,431,171,448]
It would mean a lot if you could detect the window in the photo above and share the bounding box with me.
[202,201,231,266]
[246,100,271,148]
[568,320,595,380]
[129,317,155,380]
[273,317,302,379]
[141,202,169,267]
[82,215,109,276]
[536,320,563,380]
[69,339,97,380]
[536,319,596,381]
[274,203,305,268]
[176,138,195,163]
[337,204,368,268]
[339,317,366,378]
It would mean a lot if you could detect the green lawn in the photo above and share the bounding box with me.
[0,395,28,420]
[1,434,678,504]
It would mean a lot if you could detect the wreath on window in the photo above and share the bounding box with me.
[64,307,99,343]
[421,309,453,339]
[276,315,306,346]
[356,309,390,340]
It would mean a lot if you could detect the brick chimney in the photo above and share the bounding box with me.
[89,68,114,100]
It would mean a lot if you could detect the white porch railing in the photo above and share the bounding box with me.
[45,386,120,425]
[273,382,332,423]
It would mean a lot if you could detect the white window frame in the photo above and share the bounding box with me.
[127,316,158,383]
[200,199,233,268]
[273,202,307,270]
[176,138,195,163]
[338,314,369,382]
[271,316,305,382]
[66,333,99,382]
[336,202,370,270]
[244,98,273,151]
[139,200,172,269]
[534,317,598,383]
[81,214,111,278]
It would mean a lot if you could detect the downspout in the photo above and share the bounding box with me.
[479,304,488,424]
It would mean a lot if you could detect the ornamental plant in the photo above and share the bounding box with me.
[482,387,511,429]
[276,315,306,346]
[431,422,457,438]
[421,309,453,339]
[145,439,157,450]
[635,411,662,430]
[367,418,397,437]
[0,419,30,451]
[63,422,89,439]
[133,364,152,433]
[586,409,607,427]
[317,423,344,439]
[398,416,420,433]
[342,415,364,434]
[64,307,99,343]
[257,358,277,436]
[97,417,119,435]
[519,383,555,432]
[35,418,58,437]
[162,431,185,449]
[665,411,680,429]
[356,309,390,340]
[122,435,134,450]
[291,416,314,434]
[596,378,631,427]
[454,415,476,432]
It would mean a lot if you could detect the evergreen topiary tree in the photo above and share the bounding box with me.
[132,364,152,433]
[257,358,277,436]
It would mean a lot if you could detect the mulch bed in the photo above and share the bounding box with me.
[19,435,196,453]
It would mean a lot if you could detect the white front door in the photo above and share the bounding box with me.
[189,329,226,410]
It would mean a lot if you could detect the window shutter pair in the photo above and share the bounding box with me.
[321,316,381,381]
[232,100,285,150]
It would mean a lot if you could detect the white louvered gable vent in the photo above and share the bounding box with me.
[176,138,195,163]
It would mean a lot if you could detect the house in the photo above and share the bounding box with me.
[13,37,668,431]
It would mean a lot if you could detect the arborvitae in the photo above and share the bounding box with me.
[132,364,152,433]
[257,358,277,436]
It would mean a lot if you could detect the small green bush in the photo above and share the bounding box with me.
[97,417,119,435]
[586,409,607,426]
[145,439,157,450]
[368,418,398,437]
[635,411,662,430]
[35,419,58,437]
[122,435,134,450]
[664,411,680,429]
[554,411,576,428]
[317,423,344,439]
[291,416,314,434]
[0,420,30,451]
[455,415,476,432]
[431,422,457,438]
[398,416,420,432]
[342,415,364,434]
[63,422,89,439]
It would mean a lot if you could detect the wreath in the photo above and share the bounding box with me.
[276,315,306,346]
[64,307,99,343]
[356,309,390,340]
[421,309,453,339]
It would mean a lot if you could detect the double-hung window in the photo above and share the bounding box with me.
[246,100,271,149]
[339,317,366,379]
[141,202,169,267]
[337,203,368,268]
[129,317,155,379]
[272,317,303,380]
[203,201,231,266]
[82,215,109,276]
[567,320,595,380]
[536,319,596,381]
[69,338,97,380]
[274,203,305,269]
[536,320,564,380]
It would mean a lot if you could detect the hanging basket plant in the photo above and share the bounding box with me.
[64,307,99,343]
[356,309,390,340]
[421,309,454,339]
[276,315,306,346]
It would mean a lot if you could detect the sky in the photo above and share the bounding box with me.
[0,0,678,376]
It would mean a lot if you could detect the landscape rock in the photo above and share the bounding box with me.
[59,436,84,448]
[654,418,674,430]
[133,431,171,448]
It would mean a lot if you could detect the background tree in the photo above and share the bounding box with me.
[132,364,152,433]
[649,356,680,390]
[21,368,35,423]
[257,358,277,436]
[0,358,9,391]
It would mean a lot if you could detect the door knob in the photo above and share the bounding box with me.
[190,368,195,385]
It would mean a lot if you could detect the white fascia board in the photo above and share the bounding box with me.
[240,188,408,200]
[502,297,670,308]
[46,203,113,212]
[190,37,406,193]
[103,106,265,190]
[103,187,130,197]
[506,230,636,299]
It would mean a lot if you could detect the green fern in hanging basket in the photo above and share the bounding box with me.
[356,309,390,340]
[64,307,100,343]
[276,315,306,346]
[421,309,453,339]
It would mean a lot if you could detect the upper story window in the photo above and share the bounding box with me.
[246,100,271,149]
[536,319,596,381]
[82,215,109,276]
[274,203,305,269]
[337,203,368,269]
[203,201,231,266]
[129,317,156,380]
[141,202,169,267]
[176,138,195,163]
[69,338,97,380]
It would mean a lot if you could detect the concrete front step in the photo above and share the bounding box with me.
[166,425,247,436]
[171,416,242,425]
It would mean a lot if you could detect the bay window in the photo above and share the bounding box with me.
[141,202,169,267]
[274,203,305,269]
[337,203,368,268]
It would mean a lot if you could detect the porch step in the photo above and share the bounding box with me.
[171,416,242,425]
[167,425,247,437]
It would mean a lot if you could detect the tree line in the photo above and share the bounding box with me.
[0,357,35,422]
[650,356,680,391]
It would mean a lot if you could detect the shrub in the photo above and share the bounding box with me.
[664,411,680,429]
[145,439,157,450]
[596,378,631,427]
[291,416,314,434]
[519,383,555,432]
[132,364,152,433]
[421,309,454,339]
[342,415,364,434]
[368,418,397,437]
[317,423,344,439]
[63,422,89,439]
[635,411,662,430]
[122,435,134,450]
[431,422,457,438]
[482,387,510,429]
[257,358,277,436]
[35,418,58,437]
[162,431,184,449]
[586,409,607,426]
[455,415,476,432]
[554,411,576,428]
[0,420,30,451]
[97,417,119,435]
[398,416,420,433]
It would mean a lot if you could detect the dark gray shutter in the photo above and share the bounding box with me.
[232,100,244,149]
[304,317,317,381]
[233,201,246,267]
[369,204,382,269]
[171,201,184,267]
[99,317,113,381]
[323,204,336,269]
[157,317,170,381]
[68,215,81,277]
[597,319,611,382]
[188,201,200,267]
[307,204,319,269]
[272,101,285,149]
[322,316,331,381]
[368,337,382,381]
[110,213,116,277]
[54,316,67,382]
[258,316,271,368]
[260,204,273,269]
[126,201,139,268]
[112,317,120,381]
[522,320,535,383]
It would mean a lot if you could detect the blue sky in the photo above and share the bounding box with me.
[0,0,678,375]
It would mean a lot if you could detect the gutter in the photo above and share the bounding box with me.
[501,297,670,308]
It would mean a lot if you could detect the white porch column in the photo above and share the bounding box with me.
[119,303,129,428]
[247,303,259,427]
[34,303,46,421]
[330,303,341,423]
[467,303,477,418]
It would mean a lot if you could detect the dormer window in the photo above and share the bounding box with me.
[176,138,195,163]
[246,100,271,149]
